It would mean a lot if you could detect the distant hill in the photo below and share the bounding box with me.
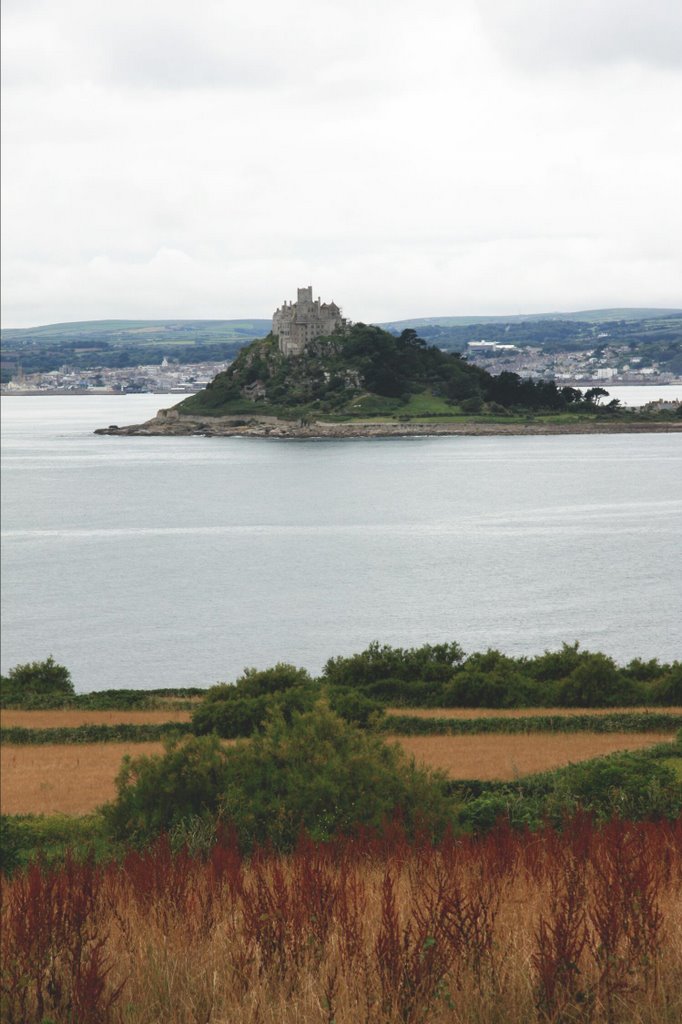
[379,308,682,329]
[0,318,271,343]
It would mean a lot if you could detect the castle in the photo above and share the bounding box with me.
[272,286,347,356]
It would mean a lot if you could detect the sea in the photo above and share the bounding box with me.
[1,389,681,692]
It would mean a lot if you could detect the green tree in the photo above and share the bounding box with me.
[0,656,74,705]
[557,652,639,707]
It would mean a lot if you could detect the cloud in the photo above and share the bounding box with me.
[477,0,682,70]
[4,235,681,327]
[1,0,681,326]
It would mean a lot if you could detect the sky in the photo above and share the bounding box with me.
[2,0,682,328]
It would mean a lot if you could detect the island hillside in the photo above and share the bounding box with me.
[176,324,623,420]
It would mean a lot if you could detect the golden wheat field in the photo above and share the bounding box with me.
[395,732,675,780]
[0,709,193,727]
[385,705,682,719]
[0,743,166,815]
[1,732,675,815]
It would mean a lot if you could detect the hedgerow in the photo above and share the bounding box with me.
[382,712,682,736]
[0,723,193,744]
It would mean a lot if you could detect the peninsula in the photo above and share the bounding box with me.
[96,287,682,437]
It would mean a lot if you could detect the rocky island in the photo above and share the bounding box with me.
[96,287,682,438]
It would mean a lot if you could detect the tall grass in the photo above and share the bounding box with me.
[2,816,681,1023]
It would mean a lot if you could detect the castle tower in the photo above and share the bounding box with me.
[273,286,347,356]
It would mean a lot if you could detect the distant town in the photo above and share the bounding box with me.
[0,358,230,395]
[1,340,679,396]
[462,339,680,385]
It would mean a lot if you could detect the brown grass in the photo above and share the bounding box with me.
[0,709,192,728]
[386,705,682,719]
[392,732,675,780]
[0,743,165,815]
[3,823,681,1024]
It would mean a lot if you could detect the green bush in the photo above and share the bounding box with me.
[217,704,454,849]
[457,744,682,832]
[326,687,385,727]
[103,704,454,849]
[322,641,464,687]
[192,687,315,738]
[0,813,109,873]
[441,650,541,708]
[649,664,682,705]
[557,652,641,706]
[362,677,445,706]
[0,656,74,706]
[203,663,312,702]
[524,642,585,684]
[102,734,230,844]
[192,665,384,738]
[546,750,682,820]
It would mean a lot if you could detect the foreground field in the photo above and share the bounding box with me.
[2,818,681,1024]
[1,733,675,815]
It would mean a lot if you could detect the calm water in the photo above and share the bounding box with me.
[1,394,681,691]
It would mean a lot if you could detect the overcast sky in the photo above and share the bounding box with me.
[2,0,681,327]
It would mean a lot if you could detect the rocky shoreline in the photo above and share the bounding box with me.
[94,408,682,439]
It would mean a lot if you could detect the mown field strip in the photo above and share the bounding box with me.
[1,733,674,815]
[385,705,682,719]
[0,709,193,728]
[392,733,675,782]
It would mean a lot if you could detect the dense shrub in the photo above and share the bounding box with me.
[362,677,445,706]
[523,641,586,684]
[322,641,465,687]
[0,656,74,705]
[102,734,230,843]
[193,687,315,738]
[326,687,385,727]
[104,704,454,849]
[458,744,682,831]
[193,663,384,737]
[217,704,454,849]
[649,664,682,705]
[203,663,313,701]
[557,652,640,707]
[441,650,541,707]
